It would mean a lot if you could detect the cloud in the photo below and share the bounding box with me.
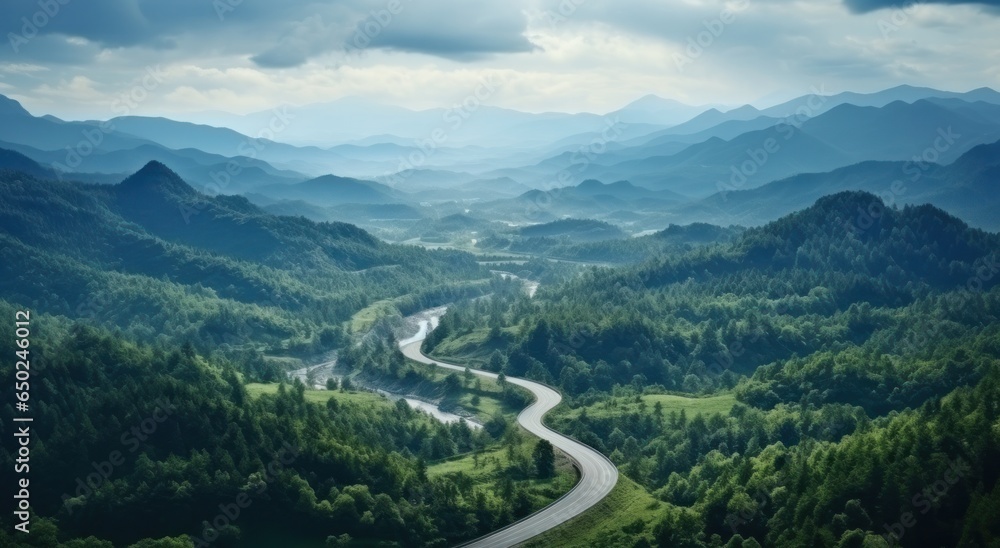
[842,0,1000,14]
[1,0,998,119]
[350,2,536,60]
[1,0,536,67]
[251,14,341,68]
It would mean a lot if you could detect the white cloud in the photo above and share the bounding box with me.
[2,0,997,120]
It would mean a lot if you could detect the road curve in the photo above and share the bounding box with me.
[400,340,618,548]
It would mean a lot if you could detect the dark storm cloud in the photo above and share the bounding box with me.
[1,0,534,66]
[348,2,536,60]
[1,0,208,49]
[843,0,1000,13]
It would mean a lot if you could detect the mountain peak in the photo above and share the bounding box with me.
[0,147,52,179]
[577,179,607,190]
[118,161,197,197]
[623,94,687,110]
[0,94,31,118]
[949,138,1000,172]
[136,160,180,179]
[726,104,760,115]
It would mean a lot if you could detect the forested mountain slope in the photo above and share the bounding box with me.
[425,191,1000,546]
[0,162,488,355]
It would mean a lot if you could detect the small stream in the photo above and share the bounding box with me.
[491,270,539,297]
[289,304,482,429]
[289,275,540,431]
[375,390,479,428]
[290,360,481,429]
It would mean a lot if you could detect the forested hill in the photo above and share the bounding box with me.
[424,191,1000,546]
[0,162,488,355]
[0,305,515,547]
[427,191,999,395]
[637,191,1000,303]
[114,161,383,268]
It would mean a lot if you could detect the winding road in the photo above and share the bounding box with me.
[400,340,619,547]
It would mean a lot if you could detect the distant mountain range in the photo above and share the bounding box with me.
[522,98,1000,198]
[2,85,999,233]
[669,138,1000,231]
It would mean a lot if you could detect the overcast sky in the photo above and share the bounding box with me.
[1,0,998,120]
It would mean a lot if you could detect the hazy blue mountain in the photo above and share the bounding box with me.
[573,98,1000,198]
[0,94,161,153]
[467,179,686,225]
[672,138,1000,231]
[518,218,627,241]
[587,87,1000,164]
[0,145,160,185]
[607,94,721,126]
[796,99,1000,162]
[758,84,1000,119]
[408,176,534,203]
[108,116,288,156]
[622,115,783,150]
[108,162,402,268]
[661,104,763,134]
[573,178,665,198]
[195,96,615,148]
[251,173,410,207]
[0,94,310,191]
[0,147,56,179]
[378,168,481,191]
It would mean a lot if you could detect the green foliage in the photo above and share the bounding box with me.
[0,167,489,364]
[532,440,556,479]
[0,305,524,546]
[429,192,1000,546]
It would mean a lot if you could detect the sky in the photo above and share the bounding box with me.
[1,0,999,121]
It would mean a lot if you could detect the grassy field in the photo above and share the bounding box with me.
[399,355,525,422]
[519,392,737,545]
[642,393,737,416]
[348,298,401,334]
[559,392,737,421]
[247,382,397,409]
[521,475,663,547]
[426,326,517,368]
[249,362,520,431]
[427,427,579,522]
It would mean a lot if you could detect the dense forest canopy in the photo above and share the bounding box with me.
[1,152,997,547]
[425,191,1000,546]
[0,164,554,546]
[0,163,490,361]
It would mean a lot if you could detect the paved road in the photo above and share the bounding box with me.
[400,340,619,548]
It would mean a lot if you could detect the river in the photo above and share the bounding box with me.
[289,304,481,429]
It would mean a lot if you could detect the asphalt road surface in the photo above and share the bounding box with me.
[400,340,619,547]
